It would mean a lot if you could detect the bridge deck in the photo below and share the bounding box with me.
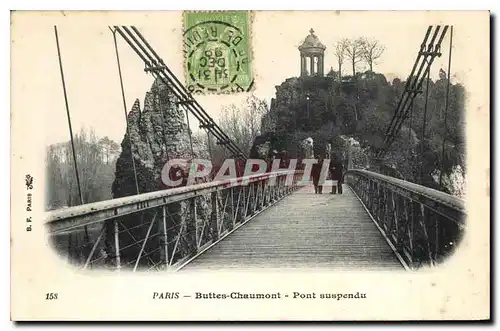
[181,185,403,271]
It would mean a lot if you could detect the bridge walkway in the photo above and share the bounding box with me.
[181,185,404,271]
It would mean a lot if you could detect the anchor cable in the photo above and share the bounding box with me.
[113,26,247,159]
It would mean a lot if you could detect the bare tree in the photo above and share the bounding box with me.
[333,38,349,81]
[244,94,269,140]
[99,136,120,165]
[218,94,269,155]
[45,128,119,210]
[345,37,365,76]
[361,38,385,72]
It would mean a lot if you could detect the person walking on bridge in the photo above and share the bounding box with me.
[329,155,344,194]
[311,154,324,194]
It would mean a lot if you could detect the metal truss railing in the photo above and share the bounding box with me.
[344,169,466,270]
[46,171,303,272]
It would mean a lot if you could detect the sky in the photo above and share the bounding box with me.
[11,11,486,147]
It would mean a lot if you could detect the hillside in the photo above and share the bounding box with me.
[252,71,466,195]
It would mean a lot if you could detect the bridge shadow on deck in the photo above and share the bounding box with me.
[181,185,404,271]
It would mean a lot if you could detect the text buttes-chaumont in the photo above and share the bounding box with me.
[192,292,367,300]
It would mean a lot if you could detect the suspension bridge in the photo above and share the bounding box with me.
[46,25,465,272]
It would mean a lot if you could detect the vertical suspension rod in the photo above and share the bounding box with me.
[54,26,90,243]
[54,26,85,206]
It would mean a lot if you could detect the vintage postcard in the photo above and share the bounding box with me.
[10,11,490,321]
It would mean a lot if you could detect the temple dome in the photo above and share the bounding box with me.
[298,28,326,52]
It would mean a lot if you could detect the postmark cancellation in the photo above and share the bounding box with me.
[183,11,253,94]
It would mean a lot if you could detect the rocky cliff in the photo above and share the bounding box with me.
[112,77,207,198]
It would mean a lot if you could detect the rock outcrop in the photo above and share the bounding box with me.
[112,77,208,198]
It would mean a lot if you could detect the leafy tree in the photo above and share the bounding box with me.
[326,67,339,81]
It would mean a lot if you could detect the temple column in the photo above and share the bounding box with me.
[316,56,320,76]
[309,56,315,76]
[318,55,324,76]
[300,55,306,76]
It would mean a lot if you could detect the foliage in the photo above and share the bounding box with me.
[45,128,121,210]
[256,68,466,196]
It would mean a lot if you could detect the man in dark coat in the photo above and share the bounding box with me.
[279,149,290,169]
[329,156,344,194]
[311,155,324,194]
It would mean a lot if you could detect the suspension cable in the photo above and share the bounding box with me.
[385,26,432,135]
[381,25,449,156]
[54,26,90,244]
[113,26,247,158]
[439,25,454,189]
[387,27,447,144]
[385,26,439,138]
[110,27,140,195]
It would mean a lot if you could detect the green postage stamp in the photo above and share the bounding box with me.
[183,11,253,94]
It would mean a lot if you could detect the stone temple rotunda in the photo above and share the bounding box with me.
[299,28,326,77]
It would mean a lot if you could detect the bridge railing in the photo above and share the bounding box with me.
[45,170,303,272]
[344,169,466,269]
